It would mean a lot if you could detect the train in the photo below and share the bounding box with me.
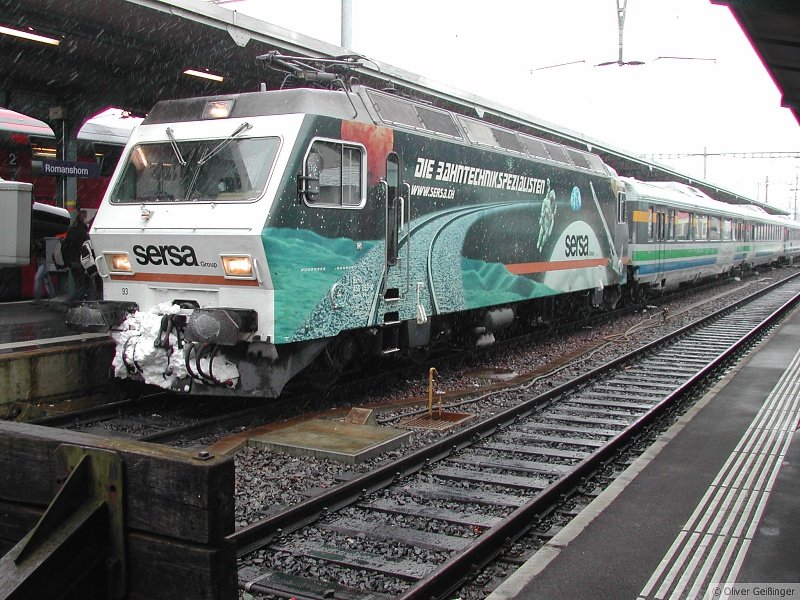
[0,107,133,299]
[67,55,800,398]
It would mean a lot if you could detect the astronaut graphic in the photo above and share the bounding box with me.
[537,178,557,253]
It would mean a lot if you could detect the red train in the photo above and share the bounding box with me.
[0,107,134,299]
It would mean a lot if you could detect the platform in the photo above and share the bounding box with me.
[0,300,112,409]
[0,300,72,347]
[488,308,800,600]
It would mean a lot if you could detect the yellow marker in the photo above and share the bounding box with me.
[428,367,438,419]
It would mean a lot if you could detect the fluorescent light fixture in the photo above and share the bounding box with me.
[31,144,57,158]
[0,25,60,46]
[183,69,224,82]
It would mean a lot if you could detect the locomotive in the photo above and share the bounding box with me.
[69,55,800,397]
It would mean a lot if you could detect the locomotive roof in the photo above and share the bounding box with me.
[142,88,371,125]
[140,85,612,178]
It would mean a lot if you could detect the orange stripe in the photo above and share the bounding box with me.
[505,258,609,275]
[109,272,260,286]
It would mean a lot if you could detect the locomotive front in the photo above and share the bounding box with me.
[69,95,302,396]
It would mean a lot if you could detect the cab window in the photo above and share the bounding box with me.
[303,139,365,208]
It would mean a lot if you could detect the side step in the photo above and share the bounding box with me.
[381,317,401,355]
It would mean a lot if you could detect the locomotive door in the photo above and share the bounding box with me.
[382,152,410,297]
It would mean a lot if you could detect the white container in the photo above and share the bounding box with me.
[0,180,33,266]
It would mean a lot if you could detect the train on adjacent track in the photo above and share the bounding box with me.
[69,54,800,398]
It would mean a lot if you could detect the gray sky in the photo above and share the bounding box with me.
[226,0,800,214]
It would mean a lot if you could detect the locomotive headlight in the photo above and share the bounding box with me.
[221,254,255,279]
[203,99,234,119]
[105,252,132,274]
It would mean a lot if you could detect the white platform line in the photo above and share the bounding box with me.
[638,344,800,599]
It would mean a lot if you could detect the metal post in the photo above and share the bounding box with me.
[703,146,707,180]
[428,367,437,418]
[340,0,352,49]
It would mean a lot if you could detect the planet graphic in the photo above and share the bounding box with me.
[570,186,582,211]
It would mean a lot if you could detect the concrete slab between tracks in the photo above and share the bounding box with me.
[488,305,800,600]
[248,419,412,464]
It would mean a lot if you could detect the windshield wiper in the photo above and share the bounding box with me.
[183,147,209,201]
[197,122,253,166]
[166,127,187,166]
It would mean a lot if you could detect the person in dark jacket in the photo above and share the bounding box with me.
[62,210,90,303]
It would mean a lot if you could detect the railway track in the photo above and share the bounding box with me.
[233,273,800,599]
[21,271,792,448]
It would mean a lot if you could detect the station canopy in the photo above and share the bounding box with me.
[1,0,797,215]
[713,0,800,126]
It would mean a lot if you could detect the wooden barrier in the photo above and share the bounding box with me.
[0,421,237,600]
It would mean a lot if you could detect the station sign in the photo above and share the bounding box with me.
[38,159,101,178]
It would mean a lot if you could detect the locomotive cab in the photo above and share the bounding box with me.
[67,90,374,396]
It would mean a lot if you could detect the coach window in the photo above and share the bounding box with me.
[617,192,626,223]
[696,214,708,240]
[647,207,654,241]
[722,218,732,241]
[666,210,674,239]
[656,211,666,242]
[303,139,364,208]
[675,211,690,240]
[709,216,720,241]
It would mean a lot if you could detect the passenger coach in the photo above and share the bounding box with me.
[624,179,799,296]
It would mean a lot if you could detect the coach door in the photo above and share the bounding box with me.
[654,209,667,284]
[382,152,410,298]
